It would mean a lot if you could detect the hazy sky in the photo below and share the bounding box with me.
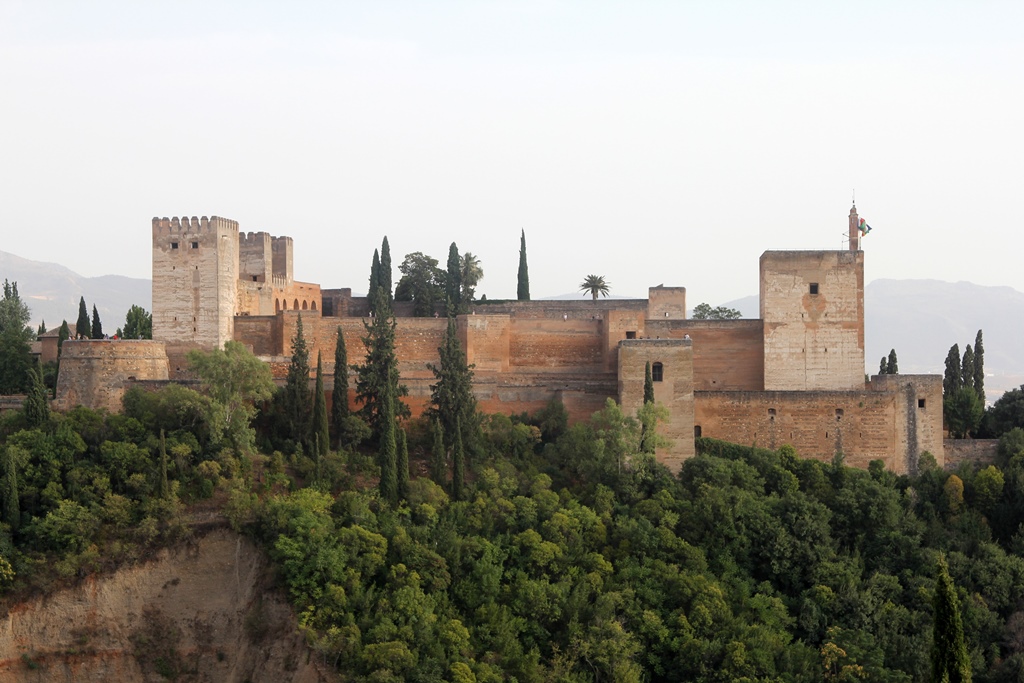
[2,1,1022,305]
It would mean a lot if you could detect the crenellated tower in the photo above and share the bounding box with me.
[152,215,239,349]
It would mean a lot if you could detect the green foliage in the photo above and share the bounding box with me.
[395,251,445,317]
[377,379,398,504]
[517,229,529,301]
[691,302,743,319]
[945,344,962,397]
[887,348,898,374]
[354,289,408,435]
[446,242,462,315]
[119,304,152,339]
[380,236,393,303]
[3,446,20,530]
[396,428,409,502]
[75,296,91,340]
[962,344,975,391]
[643,361,654,405]
[0,281,33,394]
[312,352,329,462]
[430,418,446,486]
[932,556,972,682]
[90,304,103,339]
[451,416,464,501]
[368,248,381,312]
[579,274,610,300]
[284,315,312,448]
[946,386,984,439]
[57,321,70,357]
[331,326,349,449]
[22,364,49,428]
[974,330,985,402]
[987,385,1024,438]
[460,252,482,310]
[428,315,477,462]
[880,355,889,375]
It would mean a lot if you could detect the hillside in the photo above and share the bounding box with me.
[0,250,151,333]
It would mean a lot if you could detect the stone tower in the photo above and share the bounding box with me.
[759,213,865,391]
[152,216,239,350]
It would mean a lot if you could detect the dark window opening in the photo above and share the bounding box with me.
[652,362,664,382]
[171,241,179,249]
[252,275,258,282]
[625,331,636,340]
[191,241,199,249]
[836,408,844,421]
[768,408,776,421]
[918,398,926,408]
[810,283,819,295]
[694,425,702,438]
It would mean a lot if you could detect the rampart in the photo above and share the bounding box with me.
[943,439,999,470]
[55,340,169,413]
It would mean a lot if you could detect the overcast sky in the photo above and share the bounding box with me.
[2,1,1022,305]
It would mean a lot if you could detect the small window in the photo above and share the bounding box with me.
[171,241,179,249]
[809,283,819,295]
[918,398,926,408]
[836,408,844,421]
[694,425,702,438]
[652,362,664,382]
[768,408,776,421]
[191,241,199,249]
[252,275,258,282]
[625,331,636,340]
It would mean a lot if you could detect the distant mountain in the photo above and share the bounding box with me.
[0,250,151,333]
[721,280,1024,404]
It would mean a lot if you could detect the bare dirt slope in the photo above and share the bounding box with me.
[0,528,337,683]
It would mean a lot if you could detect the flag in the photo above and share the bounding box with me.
[858,218,872,235]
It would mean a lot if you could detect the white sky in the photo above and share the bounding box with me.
[1,1,1022,304]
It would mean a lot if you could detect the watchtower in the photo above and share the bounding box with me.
[152,215,239,349]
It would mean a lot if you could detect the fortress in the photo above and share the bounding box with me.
[55,207,944,472]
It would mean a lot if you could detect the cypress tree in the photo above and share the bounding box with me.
[961,344,975,391]
[22,364,49,428]
[428,315,477,459]
[452,415,465,501]
[3,447,19,531]
[36,320,46,336]
[368,249,381,312]
[159,429,169,498]
[312,351,330,461]
[57,320,70,357]
[285,314,312,448]
[430,418,447,486]
[378,377,398,504]
[76,296,91,339]
[944,344,962,397]
[887,349,898,375]
[879,356,888,375]
[446,242,461,315]
[91,304,103,339]
[331,326,349,449]
[931,556,972,682]
[397,427,410,502]
[380,237,393,302]
[355,288,408,436]
[517,229,530,301]
[644,361,655,404]
[974,329,985,402]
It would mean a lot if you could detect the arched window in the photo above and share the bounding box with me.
[311,301,317,311]
[302,300,308,310]
[275,299,280,312]
[294,299,299,310]
[652,362,664,382]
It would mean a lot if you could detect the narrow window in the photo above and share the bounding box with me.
[625,331,636,340]
[836,408,844,421]
[252,275,258,282]
[694,425,702,438]
[809,283,819,295]
[652,362,664,382]
[191,241,199,249]
[171,241,179,249]
[302,301,308,310]
[918,398,926,408]
[768,408,776,421]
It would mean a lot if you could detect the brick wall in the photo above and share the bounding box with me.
[55,340,169,412]
[646,319,764,391]
[944,439,999,470]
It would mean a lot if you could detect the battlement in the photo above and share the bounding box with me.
[239,230,272,246]
[152,216,240,234]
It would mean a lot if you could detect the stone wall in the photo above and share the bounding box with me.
[55,340,169,412]
[646,319,764,391]
[760,250,865,391]
[648,286,686,320]
[944,439,999,470]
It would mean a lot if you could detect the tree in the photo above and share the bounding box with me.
[380,236,393,302]
[879,356,888,375]
[428,315,477,459]
[974,330,985,402]
[460,252,483,310]
[452,415,465,501]
[159,429,170,498]
[91,304,103,339]
[579,275,610,301]
[987,385,1024,437]
[284,315,313,449]
[395,252,445,317]
[644,361,654,405]
[355,289,408,435]
[691,303,743,320]
[0,280,31,339]
[445,242,462,315]
[931,556,972,683]
[368,248,381,311]
[430,418,446,486]
[945,386,983,439]
[2,446,19,531]
[378,373,398,504]
[119,304,152,339]
[76,296,91,339]
[57,320,70,357]
[0,281,33,393]
[887,349,898,375]
[331,326,349,449]
[23,363,49,427]
[312,351,330,461]
[36,321,46,336]
[187,341,274,452]
[944,344,962,397]
[397,427,410,502]
[961,344,975,391]
[517,229,530,301]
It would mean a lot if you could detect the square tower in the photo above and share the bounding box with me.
[760,250,865,390]
[152,215,239,349]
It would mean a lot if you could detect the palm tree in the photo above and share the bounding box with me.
[579,275,610,301]
[460,252,483,306]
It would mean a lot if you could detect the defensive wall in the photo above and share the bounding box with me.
[943,439,999,470]
[54,340,169,413]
